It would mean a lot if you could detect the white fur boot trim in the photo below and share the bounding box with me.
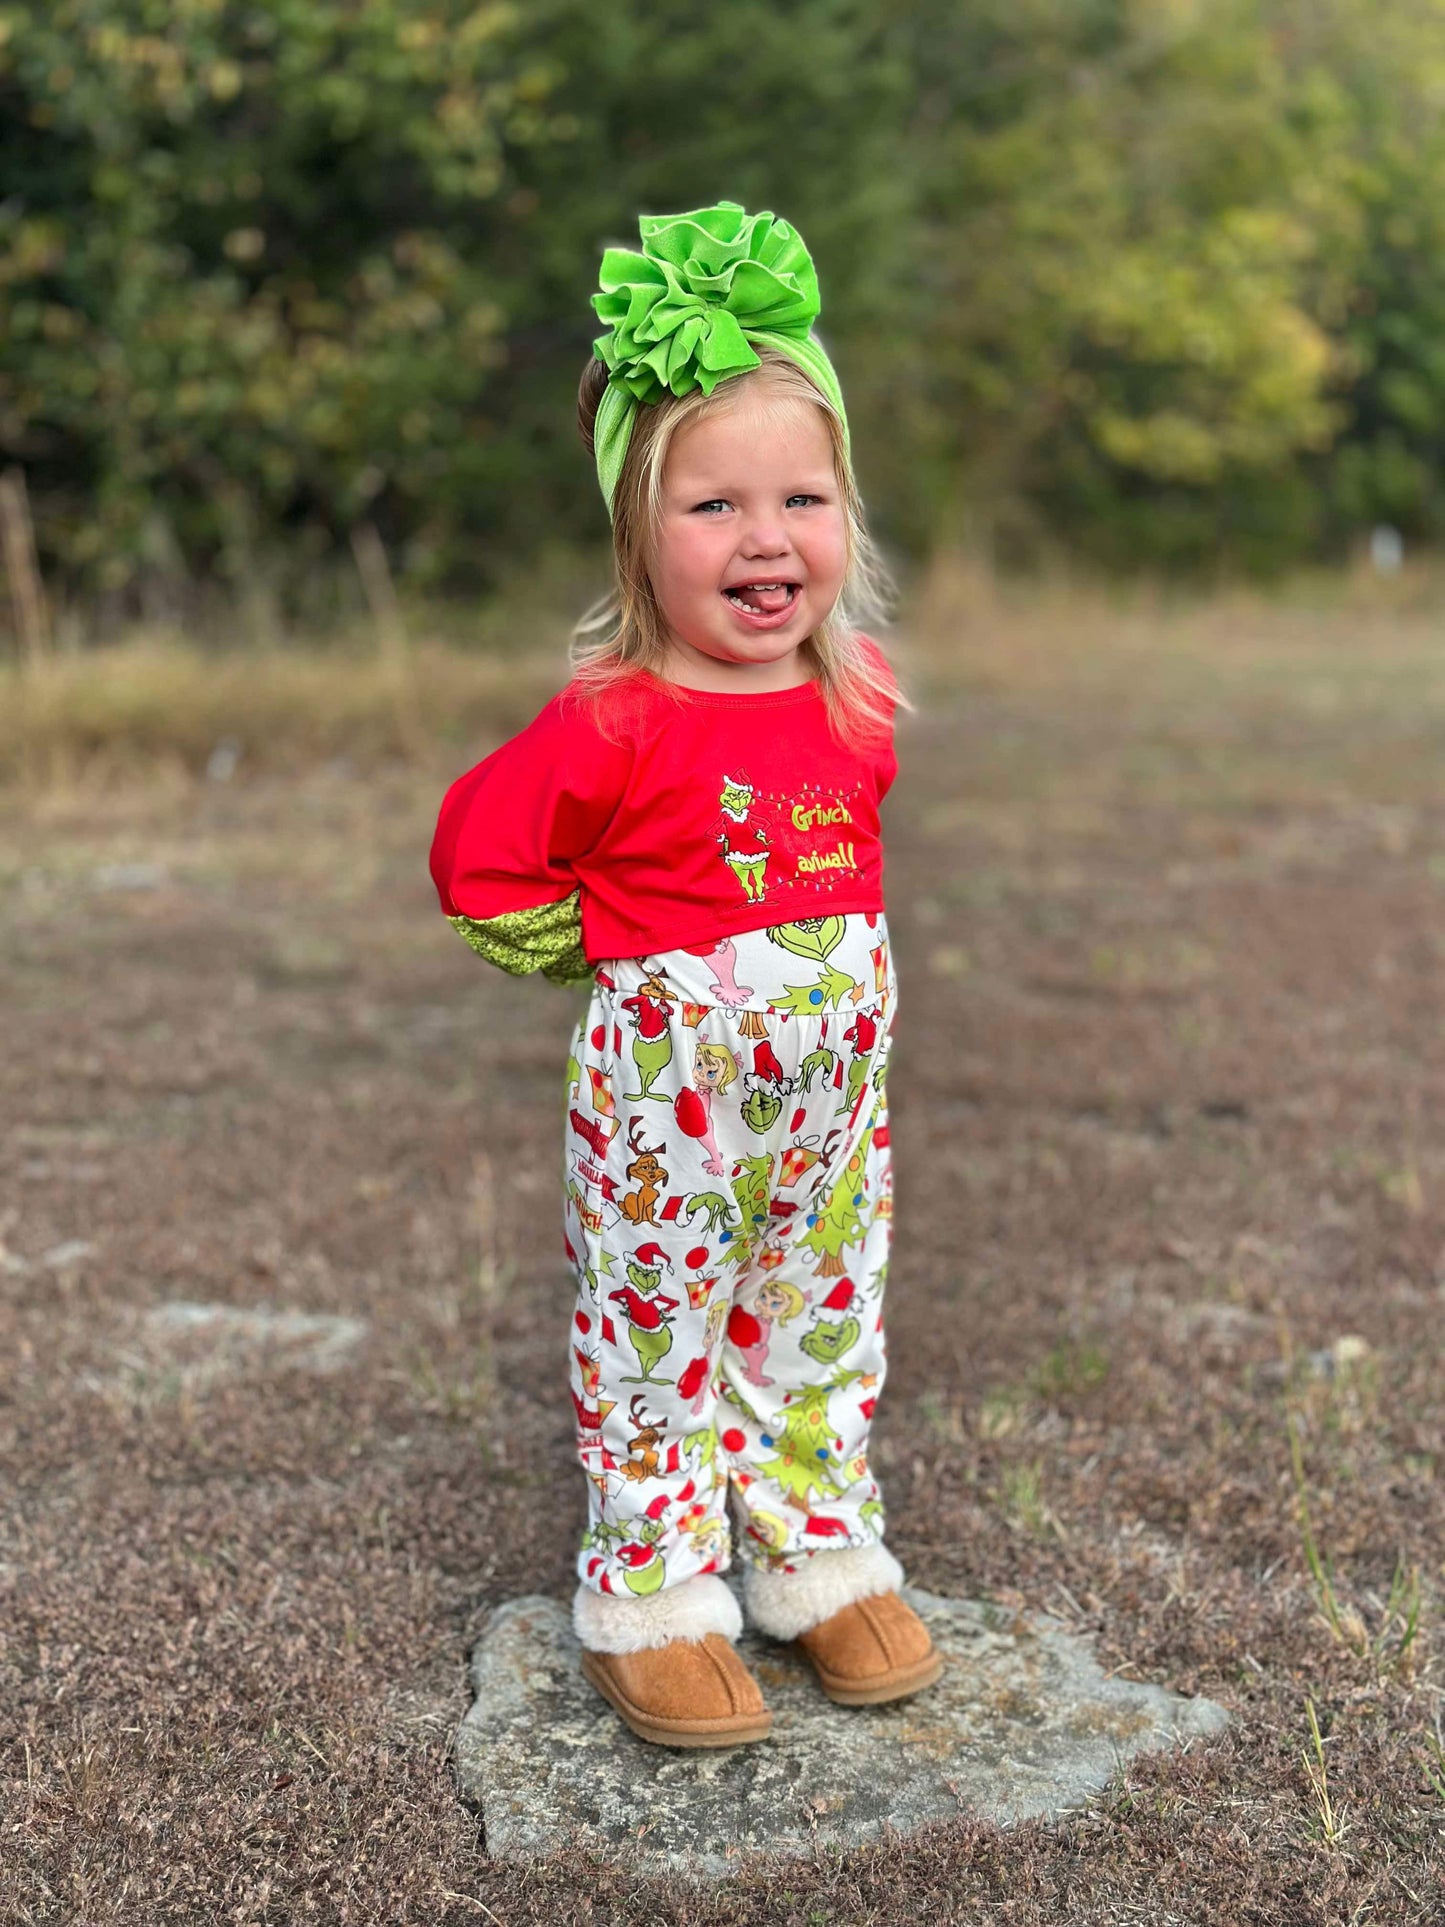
[741,1540,907,1642]
[572,1570,743,1655]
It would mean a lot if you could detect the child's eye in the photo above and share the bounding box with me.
[690,494,822,512]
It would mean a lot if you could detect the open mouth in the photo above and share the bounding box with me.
[721,582,800,617]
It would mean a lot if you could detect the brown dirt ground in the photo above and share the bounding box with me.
[3,598,1444,1923]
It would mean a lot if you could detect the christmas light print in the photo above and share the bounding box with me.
[710,770,870,908]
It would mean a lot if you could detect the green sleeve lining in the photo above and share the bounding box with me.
[446,890,593,987]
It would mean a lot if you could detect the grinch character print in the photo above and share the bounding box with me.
[703,761,876,918]
[712,771,776,903]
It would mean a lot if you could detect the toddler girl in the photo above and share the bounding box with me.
[430,200,942,1747]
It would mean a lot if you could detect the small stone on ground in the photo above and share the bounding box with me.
[95,1301,369,1405]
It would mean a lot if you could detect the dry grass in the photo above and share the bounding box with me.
[3,561,1444,1921]
[6,547,1445,795]
[0,630,564,790]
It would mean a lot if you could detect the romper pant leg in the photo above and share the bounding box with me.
[707,943,901,1631]
[718,936,911,1639]
[719,1059,894,1574]
[562,986,743,1651]
[730,1058,910,1641]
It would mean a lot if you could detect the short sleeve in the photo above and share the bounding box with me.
[429,687,632,977]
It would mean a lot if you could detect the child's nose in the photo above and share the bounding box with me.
[741,517,790,557]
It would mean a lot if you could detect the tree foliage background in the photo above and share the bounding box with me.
[3,0,1444,622]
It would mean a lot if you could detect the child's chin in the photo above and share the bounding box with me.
[707,626,807,662]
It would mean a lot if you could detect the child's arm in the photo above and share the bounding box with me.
[429,690,631,987]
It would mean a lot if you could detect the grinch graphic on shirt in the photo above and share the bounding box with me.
[711,772,777,903]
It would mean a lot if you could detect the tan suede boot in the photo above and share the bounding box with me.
[573,1570,773,1747]
[580,1634,773,1747]
[792,1589,943,1705]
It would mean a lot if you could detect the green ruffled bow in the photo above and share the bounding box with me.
[589,199,849,514]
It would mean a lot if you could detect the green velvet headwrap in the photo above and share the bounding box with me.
[589,199,850,516]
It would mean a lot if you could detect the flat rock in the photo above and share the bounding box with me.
[457,1572,1230,1880]
[91,861,169,891]
[94,1301,369,1407]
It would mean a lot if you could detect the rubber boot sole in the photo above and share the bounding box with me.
[580,1647,774,1748]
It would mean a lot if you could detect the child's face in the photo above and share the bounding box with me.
[650,386,847,688]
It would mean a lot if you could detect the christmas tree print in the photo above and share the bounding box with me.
[748,1368,868,1507]
[796,1112,877,1278]
[720,1152,774,1275]
[769,965,860,1018]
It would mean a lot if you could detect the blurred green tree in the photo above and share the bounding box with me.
[0,0,1440,616]
[864,0,1365,572]
[0,0,908,615]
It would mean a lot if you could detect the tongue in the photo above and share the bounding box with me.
[733,584,792,613]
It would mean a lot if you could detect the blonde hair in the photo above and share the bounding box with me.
[570,347,908,748]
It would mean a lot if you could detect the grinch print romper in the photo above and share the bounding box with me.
[561,911,897,1601]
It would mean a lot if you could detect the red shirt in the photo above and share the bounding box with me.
[430,639,898,964]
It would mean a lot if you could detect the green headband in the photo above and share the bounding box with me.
[589,199,849,517]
